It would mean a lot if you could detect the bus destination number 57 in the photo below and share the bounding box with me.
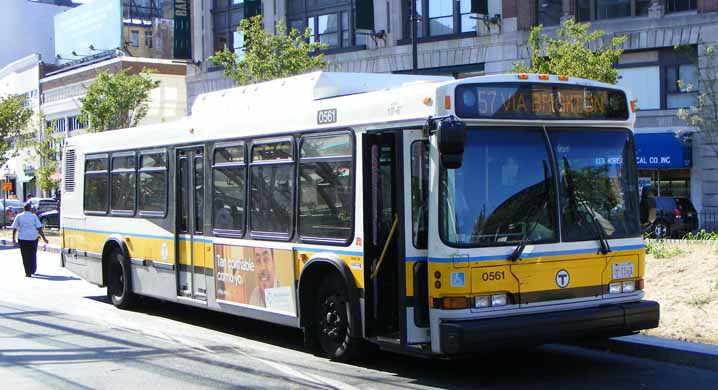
[317,108,337,125]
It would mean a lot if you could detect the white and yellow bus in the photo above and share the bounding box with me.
[61,71,659,360]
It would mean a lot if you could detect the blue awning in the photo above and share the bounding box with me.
[634,132,692,169]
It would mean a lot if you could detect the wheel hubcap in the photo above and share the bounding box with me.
[320,296,345,342]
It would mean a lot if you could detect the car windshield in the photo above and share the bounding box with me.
[440,127,641,247]
[440,128,557,247]
[2,200,23,208]
[550,129,640,241]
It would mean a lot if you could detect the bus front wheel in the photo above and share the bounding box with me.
[315,276,361,361]
[107,249,136,309]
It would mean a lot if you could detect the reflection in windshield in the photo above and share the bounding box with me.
[440,129,557,246]
[551,129,640,241]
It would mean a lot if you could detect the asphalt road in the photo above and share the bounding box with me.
[0,247,717,389]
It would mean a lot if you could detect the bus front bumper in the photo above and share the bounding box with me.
[439,300,659,355]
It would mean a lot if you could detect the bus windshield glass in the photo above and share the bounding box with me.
[440,127,640,247]
[440,128,558,247]
[550,129,640,241]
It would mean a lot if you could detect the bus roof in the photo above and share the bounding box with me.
[65,72,635,153]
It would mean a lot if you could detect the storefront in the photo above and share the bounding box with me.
[635,131,692,198]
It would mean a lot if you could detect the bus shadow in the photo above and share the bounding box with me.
[83,295,306,352]
[31,274,80,282]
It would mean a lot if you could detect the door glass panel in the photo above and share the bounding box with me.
[194,156,204,234]
[411,141,429,249]
[179,157,189,233]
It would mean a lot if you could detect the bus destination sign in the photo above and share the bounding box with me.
[455,83,629,120]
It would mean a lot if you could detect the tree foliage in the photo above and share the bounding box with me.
[79,68,160,132]
[0,94,33,167]
[209,15,329,86]
[677,42,718,156]
[31,113,63,194]
[513,20,627,84]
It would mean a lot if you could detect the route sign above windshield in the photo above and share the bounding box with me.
[455,83,629,120]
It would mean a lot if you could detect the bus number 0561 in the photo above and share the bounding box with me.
[482,271,505,281]
[317,108,337,124]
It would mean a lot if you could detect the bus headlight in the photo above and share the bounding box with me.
[622,281,636,293]
[491,294,507,307]
[609,282,622,294]
[474,296,490,308]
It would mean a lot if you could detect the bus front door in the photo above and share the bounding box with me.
[176,147,208,301]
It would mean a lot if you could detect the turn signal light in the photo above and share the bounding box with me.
[636,278,644,290]
[441,297,470,310]
[538,74,549,80]
[517,73,529,80]
[444,95,452,110]
[558,75,569,81]
[630,100,638,113]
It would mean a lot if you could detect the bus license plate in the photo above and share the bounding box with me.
[612,262,635,280]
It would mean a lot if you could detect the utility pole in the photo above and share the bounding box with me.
[411,0,418,73]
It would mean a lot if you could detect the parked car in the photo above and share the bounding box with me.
[640,194,697,238]
[39,209,59,229]
[0,199,24,226]
[27,197,59,214]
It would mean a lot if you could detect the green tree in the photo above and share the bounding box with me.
[0,94,33,167]
[677,42,718,156]
[80,68,160,133]
[29,114,63,195]
[513,20,627,84]
[209,15,329,86]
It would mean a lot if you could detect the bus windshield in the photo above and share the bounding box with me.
[440,128,558,247]
[551,129,640,241]
[440,127,640,247]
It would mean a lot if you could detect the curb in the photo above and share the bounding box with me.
[0,239,61,254]
[581,334,718,371]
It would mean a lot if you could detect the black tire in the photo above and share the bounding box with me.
[652,220,670,239]
[106,249,136,309]
[315,276,362,362]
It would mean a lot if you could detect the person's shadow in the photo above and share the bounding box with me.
[31,274,80,281]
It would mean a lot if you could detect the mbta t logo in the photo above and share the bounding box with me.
[555,269,570,289]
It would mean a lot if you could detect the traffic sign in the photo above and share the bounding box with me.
[2,182,11,191]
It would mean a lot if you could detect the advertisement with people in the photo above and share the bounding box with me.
[214,244,296,316]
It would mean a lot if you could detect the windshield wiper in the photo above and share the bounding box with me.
[562,157,611,255]
[509,160,551,261]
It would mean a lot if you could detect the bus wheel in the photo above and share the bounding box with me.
[107,249,136,309]
[316,276,360,361]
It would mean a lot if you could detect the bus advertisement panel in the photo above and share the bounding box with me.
[214,244,296,316]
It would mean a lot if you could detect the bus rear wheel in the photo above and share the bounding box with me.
[107,249,136,309]
[315,276,361,361]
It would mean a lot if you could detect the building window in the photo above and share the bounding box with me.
[144,30,153,48]
[667,64,699,109]
[537,0,563,26]
[130,30,140,47]
[666,0,697,13]
[288,0,371,50]
[68,115,86,131]
[616,47,699,111]
[212,0,259,54]
[405,0,480,39]
[577,0,650,21]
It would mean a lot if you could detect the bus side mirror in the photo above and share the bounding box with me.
[437,119,466,169]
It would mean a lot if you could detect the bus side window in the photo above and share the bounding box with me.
[84,154,109,214]
[249,139,294,238]
[110,153,137,215]
[298,133,353,243]
[138,151,168,216]
[411,141,429,249]
[212,144,246,234]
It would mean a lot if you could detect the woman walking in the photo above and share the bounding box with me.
[11,203,49,277]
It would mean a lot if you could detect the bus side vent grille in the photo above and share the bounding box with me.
[64,149,76,192]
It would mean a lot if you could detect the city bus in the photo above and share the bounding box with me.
[61,71,659,360]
